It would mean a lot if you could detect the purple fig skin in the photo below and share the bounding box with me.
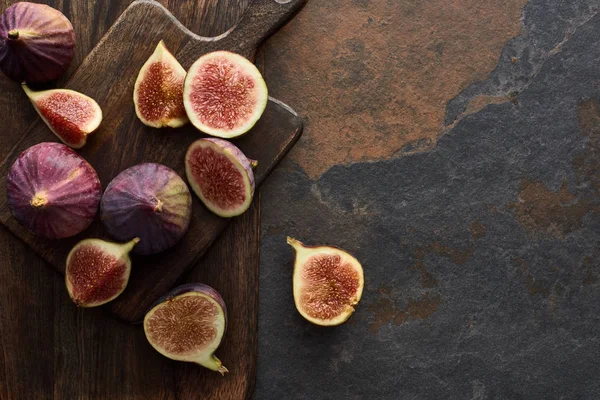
[204,138,255,195]
[7,142,101,239]
[100,163,192,255]
[0,2,76,83]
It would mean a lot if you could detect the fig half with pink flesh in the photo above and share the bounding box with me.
[134,40,188,128]
[100,163,192,255]
[23,84,102,149]
[183,51,268,138]
[65,237,139,307]
[0,2,75,83]
[185,138,255,217]
[6,142,101,239]
[144,283,228,375]
[287,237,364,326]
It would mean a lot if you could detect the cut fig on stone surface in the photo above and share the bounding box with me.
[6,142,101,239]
[144,283,228,375]
[183,50,268,138]
[100,163,192,255]
[0,2,75,83]
[287,237,365,326]
[185,138,255,218]
[134,40,188,128]
[65,238,139,307]
[23,84,102,149]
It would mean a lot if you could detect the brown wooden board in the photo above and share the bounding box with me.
[0,0,305,323]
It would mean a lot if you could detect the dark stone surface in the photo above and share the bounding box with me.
[256,0,600,398]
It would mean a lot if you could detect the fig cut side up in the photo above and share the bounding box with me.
[134,40,188,128]
[65,237,139,307]
[6,142,102,239]
[0,2,75,83]
[287,237,365,326]
[185,138,255,218]
[183,51,268,138]
[144,283,228,375]
[23,84,102,149]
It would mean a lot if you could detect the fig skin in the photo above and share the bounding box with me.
[287,237,365,327]
[65,237,140,307]
[185,138,255,218]
[0,2,75,83]
[143,283,228,375]
[134,40,188,128]
[6,142,101,239]
[100,163,192,255]
[23,84,103,149]
[183,50,268,139]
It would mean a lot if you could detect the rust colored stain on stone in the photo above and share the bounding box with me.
[264,0,526,178]
[509,180,597,238]
[576,99,600,192]
[368,292,441,334]
[515,257,550,297]
[469,220,486,239]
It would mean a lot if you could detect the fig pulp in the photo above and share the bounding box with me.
[287,237,365,326]
[185,138,255,217]
[0,2,75,83]
[134,40,188,128]
[101,163,192,255]
[183,51,268,138]
[65,238,139,307]
[23,84,102,148]
[144,283,228,375]
[6,142,101,239]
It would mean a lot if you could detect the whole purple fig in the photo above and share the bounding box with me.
[100,163,192,255]
[0,2,76,83]
[7,142,102,239]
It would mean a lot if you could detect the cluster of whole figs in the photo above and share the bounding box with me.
[1,2,366,375]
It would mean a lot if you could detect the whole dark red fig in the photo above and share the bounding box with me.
[6,142,102,239]
[100,163,192,255]
[185,138,255,218]
[183,51,268,138]
[0,2,75,83]
[144,283,228,375]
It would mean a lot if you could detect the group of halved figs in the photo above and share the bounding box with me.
[1,2,365,375]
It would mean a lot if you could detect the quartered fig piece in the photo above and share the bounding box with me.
[185,138,255,218]
[134,40,188,128]
[65,238,139,307]
[287,237,365,326]
[23,84,102,148]
[144,283,228,375]
[183,51,268,138]
[6,142,101,239]
[100,163,192,255]
[0,2,75,83]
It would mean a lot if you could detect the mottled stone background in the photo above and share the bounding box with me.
[255,0,600,398]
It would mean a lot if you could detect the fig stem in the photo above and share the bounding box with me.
[7,30,18,40]
[286,236,304,250]
[154,198,164,213]
[121,237,141,253]
[197,354,228,376]
[250,159,258,169]
[30,194,47,208]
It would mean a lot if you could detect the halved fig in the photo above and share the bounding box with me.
[287,237,365,326]
[23,84,102,148]
[183,50,268,138]
[134,40,188,128]
[6,142,101,239]
[100,163,192,255]
[185,138,255,217]
[0,2,76,83]
[144,283,228,375]
[65,237,139,307]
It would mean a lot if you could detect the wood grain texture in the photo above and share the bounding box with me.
[0,0,305,323]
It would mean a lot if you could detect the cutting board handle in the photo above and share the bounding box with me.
[224,0,307,59]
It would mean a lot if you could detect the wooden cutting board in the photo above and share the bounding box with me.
[0,0,305,323]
